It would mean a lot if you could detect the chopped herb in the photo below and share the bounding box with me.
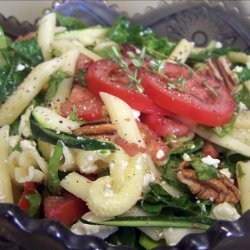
[212,115,236,138]
[44,70,67,104]
[55,11,87,30]
[25,191,41,217]
[191,157,219,181]
[68,105,83,122]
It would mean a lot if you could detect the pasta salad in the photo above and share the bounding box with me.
[0,11,250,248]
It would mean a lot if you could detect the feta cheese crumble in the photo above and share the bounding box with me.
[201,155,220,168]
[182,153,191,162]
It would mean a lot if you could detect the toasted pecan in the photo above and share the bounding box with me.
[177,168,240,204]
[73,122,117,136]
[207,56,238,91]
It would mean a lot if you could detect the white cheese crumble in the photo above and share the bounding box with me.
[201,155,220,168]
[143,172,156,188]
[182,153,191,162]
[9,135,21,149]
[238,101,248,111]
[212,202,240,221]
[16,64,25,71]
[20,140,37,151]
[71,212,118,239]
[156,149,165,160]
[215,41,223,49]
[131,109,141,121]
[233,65,243,73]
[219,168,232,179]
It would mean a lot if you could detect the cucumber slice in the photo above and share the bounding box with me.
[55,26,108,46]
[80,216,216,230]
[32,106,80,134]
[30,115,116,151]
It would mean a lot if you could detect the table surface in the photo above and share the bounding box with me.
[0,1,250,23]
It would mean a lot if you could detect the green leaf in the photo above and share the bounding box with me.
[55,11,87,30]
[0,26,11,49]
[161,156,190,194]
[25,191,41,217]
[236,67,250,83]
[107,16,175,59]
[141,183,212,216]
[44,70,67,103]
[234,83,250,109]
[169,137,204,155]
[212,115,236,138]
[11,37,43,67]
[47,140,63,195]
[81,215,216,230]
[106,227,137,247]
[139,233,165,250]
[191,158,219,181]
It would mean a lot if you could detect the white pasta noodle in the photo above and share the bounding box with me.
[168,39,194,64]
[8,140,48,184]
[194,125,250,157]
[100,92,145,147]
[60,172,91,200]
[236,161,250,213]
[0,49,79,126]
[100,92,183,197]
[0,57,63,125]
[53,39,101,61]
[74,149,111,174]
[60,144,77,172]
[87,154,145,217]
[37,12,56,60]
[49,78,72,112]
[18,104,34,138]
[0,126,13,203]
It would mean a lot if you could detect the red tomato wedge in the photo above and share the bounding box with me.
[141,63,235,126]
[86,59,170,115]
[60,85,105,121]
[43,192,89,225]
[141,114,190,137]
[18,182,38,214]
[74,54,93,84]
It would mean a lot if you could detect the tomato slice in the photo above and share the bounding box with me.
[202,142,218,158]
[74,54,93,84]
[43,192,89,225]
[115,122,169,163]
[18,182,37,214]
[141,63,235,126]
[60,85,106,121]
[141,114,190,138]
[86,59,170,115]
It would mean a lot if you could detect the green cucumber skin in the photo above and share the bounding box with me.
[30,116,116,151]
[80,216,216,230]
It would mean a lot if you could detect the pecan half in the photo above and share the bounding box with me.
[177,168,240,204]
[73,122,117,136]
[207,56,238,91]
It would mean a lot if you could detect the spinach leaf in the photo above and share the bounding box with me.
[212,115,236,138]
[44,70,66,103]
[234,83,250,108]
[107,16,175,59]
[0,26,11,49]
[25,191,41,217]
[47,141,63,195]
[106,227,137,248]
[141,183,212,216]
[9,117,20,135]
[236,67,250,83]
[55,11,87,30]
[161,156,190,194]
[0,57,30,104]
[170,137,204,155]
[11,37,43,67]
[191,158,218,180]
